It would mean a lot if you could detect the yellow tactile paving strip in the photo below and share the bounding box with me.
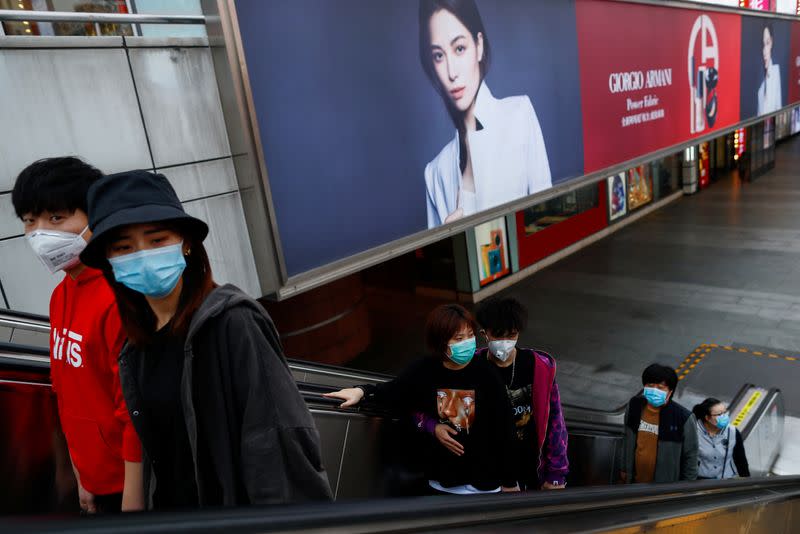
[677,343,800,381]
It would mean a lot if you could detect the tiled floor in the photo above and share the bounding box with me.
[495,138,800,410]
[349,136,800,412]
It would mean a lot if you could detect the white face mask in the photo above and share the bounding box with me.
[26,226,89,273]
[488,339,517,362]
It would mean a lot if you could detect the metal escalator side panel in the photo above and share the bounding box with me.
[727,382,755,427]
[731,385,769,438]
[0,309,51,350]
[729,387,784,477]
[0,373,73,515]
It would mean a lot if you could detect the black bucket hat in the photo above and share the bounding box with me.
[80,170,209,268]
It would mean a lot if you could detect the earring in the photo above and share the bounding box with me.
[184,249,191,257]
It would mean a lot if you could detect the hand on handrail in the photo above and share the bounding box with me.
[322,387,365,408]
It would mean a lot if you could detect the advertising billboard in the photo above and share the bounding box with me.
[789,21,800,104]
[227,0,800,289]
[745,0,773,10]
[234,0,583,276]
[775,0,798,14]
[576,0,741,173]
[741,16,791,118]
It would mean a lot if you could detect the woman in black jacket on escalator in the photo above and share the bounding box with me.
[325,304,519,495]
[80,170,332,509]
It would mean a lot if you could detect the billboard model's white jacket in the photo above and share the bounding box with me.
[757,63,782,116]
[424,82,552,229]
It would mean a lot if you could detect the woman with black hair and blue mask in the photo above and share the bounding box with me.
[693,398,749,480]
[326,304,519,495]
[79,170,332,509]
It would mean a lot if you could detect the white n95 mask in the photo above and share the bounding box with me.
[488,339,517,362]
[26,227,88,273]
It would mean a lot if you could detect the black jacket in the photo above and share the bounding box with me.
[621,396,699,483]
[361,356,518,490]
[732,428,750,477]
[119,284,333,508]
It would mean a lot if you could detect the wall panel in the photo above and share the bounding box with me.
[0,48,151,191]
[128,46,231,167]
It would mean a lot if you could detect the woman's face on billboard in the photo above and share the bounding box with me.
[429,9,484,114]
[762,27,773,69]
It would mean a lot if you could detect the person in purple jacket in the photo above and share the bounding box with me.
[475,297,569,490]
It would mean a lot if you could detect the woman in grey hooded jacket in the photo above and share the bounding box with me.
[80,170,332,509]
[693,398,749,480]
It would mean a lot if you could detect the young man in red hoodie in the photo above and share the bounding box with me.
[12,157,143,513]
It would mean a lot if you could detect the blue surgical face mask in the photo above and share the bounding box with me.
[643,387,668,408]
[109,242,186,298]
[448,337,476,365]
[715,412,730,430]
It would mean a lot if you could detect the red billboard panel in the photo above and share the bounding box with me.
[790,21,800,104]
[577,0,741,173]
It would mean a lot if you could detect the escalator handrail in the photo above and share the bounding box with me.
[0,308,50,332]
[0,308,49,323]
[287,359,391,383]
[0,341,48,357]
[297,381,395,418]
[4,476,800,533]
[0,307,392,383]
[0,339,629,422]
[0,349,395,419]
[0,343,618,428]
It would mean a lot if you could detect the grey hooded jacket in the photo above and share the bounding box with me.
[119,284,333,507]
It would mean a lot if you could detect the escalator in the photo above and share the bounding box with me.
[0,308,627,494]
[4,475,800,532]
[0,337,624,503]
[0,309,795,532]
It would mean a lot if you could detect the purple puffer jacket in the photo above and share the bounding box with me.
[415,348,569,487]
[522,348,569,487]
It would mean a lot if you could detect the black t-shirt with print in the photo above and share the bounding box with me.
[362,355,517,490]
[494,348,539,488]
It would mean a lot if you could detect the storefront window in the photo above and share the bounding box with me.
[523,183,598,235]
[134,0,205,37]
[652,154,681,198]
[747,118,776,178]
[2,0,133,36]
[0,0,205,37]
[776,109,791,140]
[473,217,511,287]
[627,165,653,211]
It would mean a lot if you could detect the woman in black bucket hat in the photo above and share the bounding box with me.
[80,170,332,510]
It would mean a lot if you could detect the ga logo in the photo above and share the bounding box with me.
[688,14,720,134]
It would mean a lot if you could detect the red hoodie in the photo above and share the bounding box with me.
[50,267,141,496]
